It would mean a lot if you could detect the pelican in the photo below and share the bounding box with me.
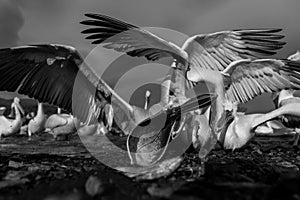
[192,100,300,151]
[0,43,213,167]
[144,90,151,110]
[6,97,25,120]
[189,58,300,154]
[27,102,46,137]
[272,51,300,145]
[220,102,300,150]
[0,12,290,176]
[44,110,77,140]
[80,13,288,154]
[80,14,287,106]
[0,98,23,138]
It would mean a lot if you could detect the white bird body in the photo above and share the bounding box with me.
[222,113,260,150]
[277,90,298,105]
[0,101,23,138]
[221,102,300,150]
[255,122,274,135]
[272,51,300,145]
[27,102,46,136]
[44,108,76,139]
[77,123,100,136]
[186,58,300,152]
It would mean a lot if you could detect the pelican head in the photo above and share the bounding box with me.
[26,112,35,120]
[144,90,151,110]
[223,99,238,112]
[12,97,25,116]
[145,90,151,98]
[278,89,295,103]
[288,51,300,61]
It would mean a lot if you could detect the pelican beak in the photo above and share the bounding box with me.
[15,101,25,116]
[0,107,6,116]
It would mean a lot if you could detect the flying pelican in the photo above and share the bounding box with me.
[272,51,300,145]
[27,102,46,137]
[80,13,286,106]
[80,13,288,155]
[0,43,213,167]
[0,98,23,138]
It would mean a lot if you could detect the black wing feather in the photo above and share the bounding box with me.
[0,45,113,125]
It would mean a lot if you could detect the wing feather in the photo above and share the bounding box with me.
[0,45,127,127]
[224,59,300,103]
[81,13,188,64]
[182,29,286,76]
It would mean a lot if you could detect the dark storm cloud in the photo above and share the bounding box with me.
[0,0,24,47]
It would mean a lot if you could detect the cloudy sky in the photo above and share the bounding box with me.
[0,0,300,112]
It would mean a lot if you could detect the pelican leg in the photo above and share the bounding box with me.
[20,125,28,135]
[99,122,108,135]
[26,130,33,141]
[28,130,32,138]
[199,157,207,176]
[293,128,300,146]
[195,132,216,177]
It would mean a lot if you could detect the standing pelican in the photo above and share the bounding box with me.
[0,98,23,138]
[27,102,46,137]
[272,51,300,145]
[7,97,25,120]
[0,44,213,167]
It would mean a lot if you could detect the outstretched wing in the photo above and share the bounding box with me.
[80,13,188,65]
[184,29,286,73]
[0,44,130,125]
[223,59,300,103]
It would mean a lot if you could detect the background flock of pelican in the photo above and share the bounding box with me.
[1,13,300,178]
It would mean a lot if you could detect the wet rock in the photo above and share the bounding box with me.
[44,192,81,200]
[50,171,67,179]
[85,175,104,197]
[147,184,174,198]
[275,161,299,174]
[0,170,31,189]
[0,178,29,189]
[8,161,24,168]
[27,163,51,172]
